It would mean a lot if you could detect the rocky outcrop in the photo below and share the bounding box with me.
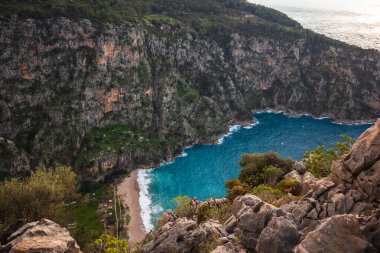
[141,218,227,253]
[141,120,380,253]
[295,215,376,253]
[0,219,81,253]
[1,14,380,180]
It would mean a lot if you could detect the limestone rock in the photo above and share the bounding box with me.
[256,216,300,253]
[0,219,81,253]
[237,202,282,250]
[141,218,227,253]
[363,220,380,252]
[284,170,302,183]
[232,194,262,217]
[282,201,312,224]
[294,214,376,253]
[332,119,380,184]
[211,235,246,253]
[356,160,380,202]
[224,215,237,234]
[344,119,380,175]
[301,172,317,195]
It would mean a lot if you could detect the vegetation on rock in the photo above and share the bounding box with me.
[94,233,128,253]
[238,152,294,187]
[303,135,353,178]
[75,125,161,170]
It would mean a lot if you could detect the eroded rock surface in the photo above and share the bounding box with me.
[0,219,81,253]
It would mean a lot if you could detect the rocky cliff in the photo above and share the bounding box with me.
[0,219,81,253]
[140,119,380,253]
[1,10,380,180]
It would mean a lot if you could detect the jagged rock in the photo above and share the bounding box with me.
[363,220,380,252]
[294,161,306,174]
[256,216,300,253]
[332,119,380,184]
[211,235,246,253]
[312,178,335,198]
[198,198,229,210]
[282,201,313,224]
[141,218,227,253]
[0,219,81,253]
[344,119,380,175]
[224,216,237,234]
[356,160,380,202]
[325,193,347,216]
[351,202,374,216]
[301,172,317,195]
[237,202,284,250]
[232,195,262,217]
[284,170,302,183]
[294,214,376,253]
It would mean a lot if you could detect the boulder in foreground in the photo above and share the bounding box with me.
[0,219,81,253]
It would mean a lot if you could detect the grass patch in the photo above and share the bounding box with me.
[75,125,160,168]
[71,186,108,251]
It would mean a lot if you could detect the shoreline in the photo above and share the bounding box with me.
[251,108,376,125]
[117,110,375,245]
[117,170,145,249]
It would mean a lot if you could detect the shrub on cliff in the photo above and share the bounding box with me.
[196,202,232,224]
[0,166,80,243]
[238,152,294,187]
[172,195,194,218]
[276,178,301,195]
[303,135,353,178]
[225,179,250,201]
[94,234,128,253]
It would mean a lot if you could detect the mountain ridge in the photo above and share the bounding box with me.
[0,0,379,181]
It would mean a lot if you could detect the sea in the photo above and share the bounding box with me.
[138,112,372,231]
[137,0,379,231]
[250,0,380,51]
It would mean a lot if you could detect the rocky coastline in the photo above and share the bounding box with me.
[138,119,380,253]
[1,14,380,183]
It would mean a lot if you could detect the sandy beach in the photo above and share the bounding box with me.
[118,170,146,248]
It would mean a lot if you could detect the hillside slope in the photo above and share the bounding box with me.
[0,0,379,181]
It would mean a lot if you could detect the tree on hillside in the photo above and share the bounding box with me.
[0,166,80,242]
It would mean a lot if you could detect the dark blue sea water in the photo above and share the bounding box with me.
[138,112,372,231]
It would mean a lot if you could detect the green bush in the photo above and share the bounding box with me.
[238,152,294,187]
[172,195,193,218]
[225,179,250,201]
[262,165,285,187]
[94,234,128,253]
[0,167,80,242]
[303,135,353,178]
[250,184,283,204]
[276,179,301,195]
[196,203,232,224]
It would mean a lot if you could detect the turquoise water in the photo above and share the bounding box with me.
[138,112,372,231]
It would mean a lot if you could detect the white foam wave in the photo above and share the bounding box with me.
[243,121,260,129]
[218,125,242,144]
[137,169,155,232]
[178,152,188,157]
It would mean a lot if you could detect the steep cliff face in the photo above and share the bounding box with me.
[0,15,379,179]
